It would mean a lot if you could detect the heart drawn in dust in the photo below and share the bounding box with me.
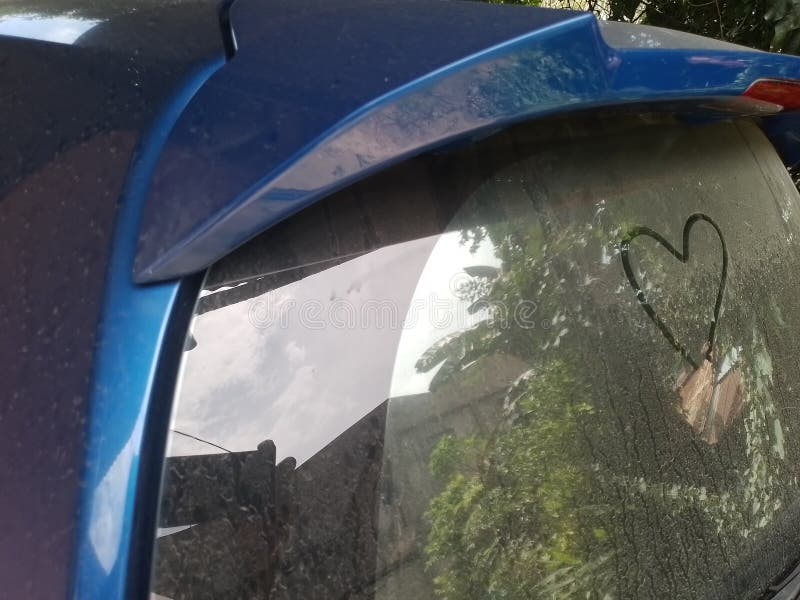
[619,213,728,370]
[619,213,741,445]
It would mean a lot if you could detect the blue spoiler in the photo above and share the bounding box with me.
[133,0,800,282]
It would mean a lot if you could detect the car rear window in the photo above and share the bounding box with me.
[150,115,800,600]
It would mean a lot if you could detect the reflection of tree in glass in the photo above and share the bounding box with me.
[420,198,800,599]
[425,361,609,599]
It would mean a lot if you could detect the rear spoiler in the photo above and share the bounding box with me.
[133,0,800,282]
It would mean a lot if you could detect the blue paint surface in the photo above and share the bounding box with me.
[134,0,800,282]
[72,56,224,599]
[0,2,226,597]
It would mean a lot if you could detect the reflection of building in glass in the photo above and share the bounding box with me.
[153,405,384,600]
[152,354,525,599]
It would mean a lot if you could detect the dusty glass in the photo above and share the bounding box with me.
[151,116,800,600]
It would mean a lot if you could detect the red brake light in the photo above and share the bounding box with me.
[743,79,800,110]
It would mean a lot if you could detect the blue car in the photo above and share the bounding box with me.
[5,0,800,598]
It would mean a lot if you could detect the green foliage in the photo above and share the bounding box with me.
[769,0,800,52]
[417,163,800,598]
[485,0,800,54]
[425,362,608,600]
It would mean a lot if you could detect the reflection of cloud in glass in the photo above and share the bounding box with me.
[390,231,500,398]
[0,13,100,45]
[168,236,438,465]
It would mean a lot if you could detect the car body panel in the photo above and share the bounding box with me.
[0,2,226,598]
[71,61,220,600]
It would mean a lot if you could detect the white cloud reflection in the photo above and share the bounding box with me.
[168,236,437,465]
[167,230,501,466]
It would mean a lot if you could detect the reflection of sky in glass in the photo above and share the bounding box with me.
[168,236,438,464]
[0,13,100,44]
[168,231,501,466]
[390,232,499,397]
